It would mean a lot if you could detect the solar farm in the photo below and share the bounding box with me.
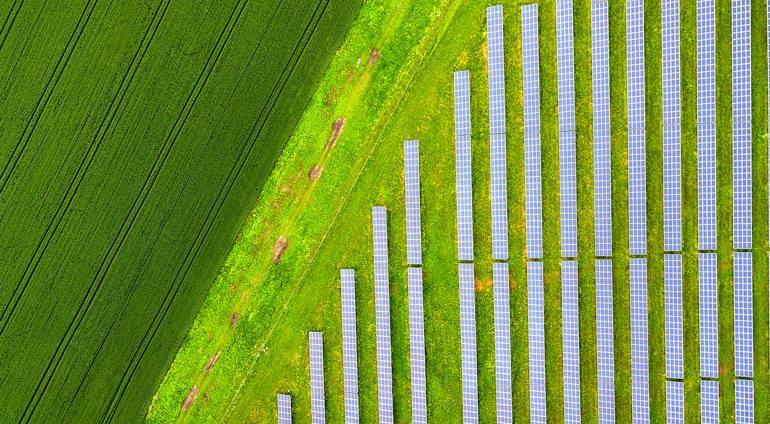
[156,0,770,422]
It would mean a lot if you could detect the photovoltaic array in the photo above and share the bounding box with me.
[556,0,577,258]
[492,262,512,423]
[371,207,393,423]
[458,263,479,423]
[664,254,683,379]
[561,260,581,423]
[700,380,719,424]
[697,0,717,250]
[662,0,682,252]
[592,0,612,257]
[698,253,719,378]
[309,332,325,424]
[735,379,754,424]
[277,394,292,424]
[453,71,474,261]
[734,252,753,378]
[595,259,615,423]
[630,258,649,423]
[732,0,752,249]
[487,5,508,261]
[407,268,427,424]
[522,3,543,260]
[404,140,422,266]
[527,260,547,423]
[340,270,360,423]
[627,0,647,256]
[666,381,684,424]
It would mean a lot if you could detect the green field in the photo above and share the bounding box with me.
[154,0,770,423]
[0,1,362,422]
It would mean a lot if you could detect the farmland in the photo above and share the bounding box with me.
[154,0,770,423]
[0,1,361,422]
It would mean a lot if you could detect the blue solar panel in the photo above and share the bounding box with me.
[557,0,576,133]
[699,253,719,378]
[277,394,292,424]
[522,4,543,261]
[697,0,716,125]
[732,0,752,123]
[734,252,753,378]
[454,71,474,261]
[595,259,615,424]
[630,258,649,423]
[309,332,325,424]
[371,207,393,423]
[664,254,683,379]
[666,380,684,424]
[491,132,509,261]
[459,263,479,423]
[698,123,717,250]
[559,129,578,258]
[592,0,612,257]
[487,4,506,136]
[735,379,754,424]
[628,129,647,256]
[407,268,427,424]
[663,0,682,253]
[527,259,547,424]
[404,140,422,265]
[700,380,719,424]
[561,260,581,423]
[340,270,359,423]
[493,262,512,423]
[733,121,752,250]
[626,0,645,130]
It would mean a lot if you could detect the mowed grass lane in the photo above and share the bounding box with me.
[0,1,361,422]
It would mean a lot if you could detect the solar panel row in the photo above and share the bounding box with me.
[407,268,427,424]
[595,259,615,424]
[732,0,752,250]
[277,394,292,424]
[630,258,649,423]
[309,332,325,424]
[699,253,719,378]
[735,379,754,424]
[557,0,577,258]
[662,0,682,252]
[522,4,543,261]
[697,0,717,250]
[592,0,612,257]
[666,380,684,424]
[371,207,393,423]
[627,0,647,256]
[340,270,359,423]
[458,263,479,423]
[734,252,753,378]
[492,262,512,423]
[700,380,719,424]
[561,260,581,423]
[527,260,547,424]
[404,140,422,266]
[664,254,683,379]
[487,5,508,261]
[453,71,474,262]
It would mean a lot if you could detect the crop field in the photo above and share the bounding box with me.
[154,0,770,423]
[0,0,362,422]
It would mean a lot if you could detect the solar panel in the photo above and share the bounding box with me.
[522,4,543,260]
[697,0,716,250]
[592,0,612,257]
[557,0,576,133]
[492,262,512,423]
[733,121,752,249]
[626,0,645,130]
[630,258,649,423]
[662,0,682,252]
[277,394,292,424]
[340,270,359,423]
[309,332,325,424]
[371,207,393,423]
[406,268,427,423]
[561,260,581,423]
[700,380,719,424]
[527,260,547,424]
[666,380,684,424]
[735,379,754,424]
[628,129,647,256]
[734,252,753,378]
[732,0,752,124]
[404,140,422,265]
[559,130,578,258]
[595,259,615,423]
[697,0,716,125]
[458,263,479,423]
[487,5,506,136]
[454,71,474,261]
[664,254,683,379]
[491,132,509,261]
[699,253,719,379]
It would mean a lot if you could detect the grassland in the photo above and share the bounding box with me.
[0,1,361,422]
[154,0,769,423]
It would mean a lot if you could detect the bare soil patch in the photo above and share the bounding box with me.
[309,165,322,181]
[182,385,199,411]
[325,117,346,149]
[368,47,380,65]
[272,236,288,264]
